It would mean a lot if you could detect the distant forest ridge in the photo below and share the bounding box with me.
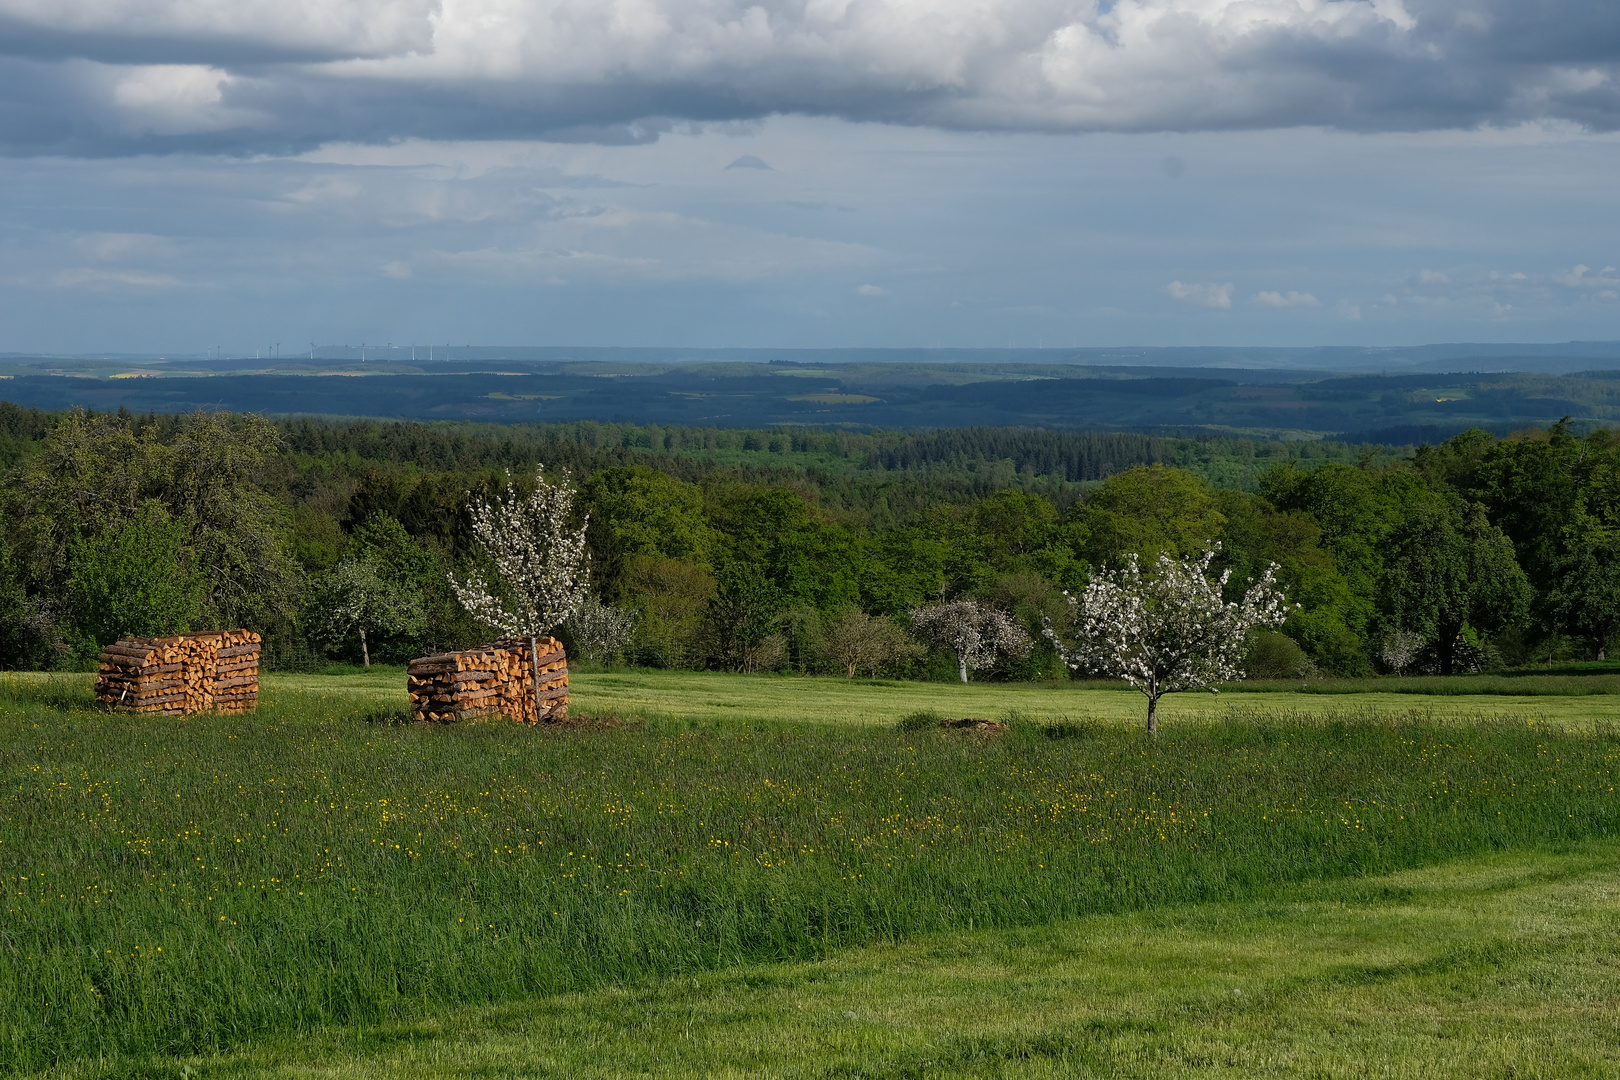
[0,405,1411,496]
[3,346,1620,438]
[7,339,1620,373]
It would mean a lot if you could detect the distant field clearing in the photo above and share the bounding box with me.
[786,393,882,404]
[12,669,1620,727]
[565,671,1620,728]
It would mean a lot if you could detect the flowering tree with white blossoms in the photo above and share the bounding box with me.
[1380,627,1424,676]
[1046,546,1292,736]
[566,596,636,665]
[449,465,590,693]
[911,599,1031,683]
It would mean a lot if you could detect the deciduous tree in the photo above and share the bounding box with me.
[1543,521,1620,660]
[9,409,299,631]
[823,607,922,678]
[1380,628,1424,675]
[911,599,1031,683]
[449,466,591,691]
[622,555,716,669]
[706,563,786,673]
[304,558,425,667]
[1048,547,1291,736]
[63,502,204,662]
[566,597,636,665]
[1379,496,1531,675]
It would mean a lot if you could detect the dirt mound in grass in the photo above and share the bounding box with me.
[941,717,1009,734]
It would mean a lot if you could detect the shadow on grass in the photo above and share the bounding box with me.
[0,673,96,712]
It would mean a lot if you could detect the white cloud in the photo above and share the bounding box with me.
[855,283,888,296]
[381,260,412,278]
[1417,269,1449,284]
[1554,264,1620,290]
[1,1,1618,153]
[1167,280,1233,309]
[1253,290,1321,308]
[101,63,265,136]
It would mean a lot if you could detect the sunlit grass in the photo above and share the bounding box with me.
[569,669,1620,728]
[3,672,1619,1071]
[55,842,1620,1079]
[12,667,1620,728]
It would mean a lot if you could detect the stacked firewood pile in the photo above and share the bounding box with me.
[95,630,262,715]
[407,636,569,724]
[207,631,263,714]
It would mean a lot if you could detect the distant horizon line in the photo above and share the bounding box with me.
[4,339,1620,364]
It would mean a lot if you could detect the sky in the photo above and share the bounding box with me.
[0,0,1617,354]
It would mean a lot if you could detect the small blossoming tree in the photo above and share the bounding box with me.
[1046,546,1292,736]
[911,599,1031,683]
[306,557,425,667]
[566,596,636,665]
[1380,627,1424,676]
[449,466,590,692]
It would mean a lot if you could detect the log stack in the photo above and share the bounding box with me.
[94,630,261,715]
[203,630,262,714]
[407,636,569,725]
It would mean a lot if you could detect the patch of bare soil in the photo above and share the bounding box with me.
[940,717,1010,734]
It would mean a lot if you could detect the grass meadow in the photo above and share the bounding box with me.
[183,663,1620,728]
[3,669,1619,1076]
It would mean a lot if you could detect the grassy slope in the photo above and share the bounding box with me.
[57,842,1620,1079]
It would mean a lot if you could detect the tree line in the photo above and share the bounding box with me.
[0,404,1611,679]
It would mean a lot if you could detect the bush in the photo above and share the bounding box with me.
[1244,629,1317,680]
[62,503,202,664]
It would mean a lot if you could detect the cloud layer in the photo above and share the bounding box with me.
[2,0,1619,154]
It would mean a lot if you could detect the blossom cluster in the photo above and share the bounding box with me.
[1048,546,1292,702]
[449,465,590,639]
[911,599,1031,682]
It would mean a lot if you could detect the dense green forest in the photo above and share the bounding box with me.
[1,401,1612,680]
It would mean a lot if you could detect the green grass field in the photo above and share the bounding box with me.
[95,842,1620,1079]
[16,666,1620,728]
[4,669,1620,1077]
[563,669,1620,728]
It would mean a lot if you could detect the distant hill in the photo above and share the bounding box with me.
[2,344,1618,437]
[9,340,1620,374]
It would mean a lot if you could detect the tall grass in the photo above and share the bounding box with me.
[2,676,1617,1070]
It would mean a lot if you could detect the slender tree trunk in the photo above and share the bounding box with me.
[1146,692,1159,738]
[1595,634,1607,662]
[529,633,541,722]
[957,652,969,683]
[359,628,370,668]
